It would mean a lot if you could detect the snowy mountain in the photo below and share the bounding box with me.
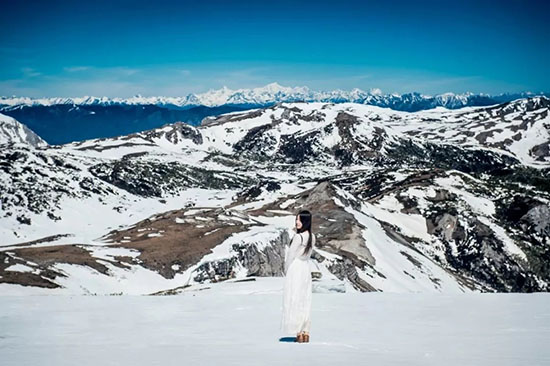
[1,97,549,294]
[0,113,47,147]
[1,84,547,145]
[1,83,546,110]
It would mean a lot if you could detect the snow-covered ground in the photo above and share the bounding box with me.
[1,277,549,366]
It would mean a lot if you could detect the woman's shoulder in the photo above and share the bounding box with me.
[294,230,316,240]
[299,231,315,241]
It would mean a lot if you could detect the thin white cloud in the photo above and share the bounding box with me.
[20,67,42,78]
[0,63,534,97]
[61,65,140,77]
[63,66,91,72]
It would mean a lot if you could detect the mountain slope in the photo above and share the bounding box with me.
[0,113,47,147]
[1,98,549,294]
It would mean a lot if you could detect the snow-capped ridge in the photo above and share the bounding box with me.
[0,113,47,147]
[2,84,548,112]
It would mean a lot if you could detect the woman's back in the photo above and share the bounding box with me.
[297,231,315,259]
[284,230,315,274]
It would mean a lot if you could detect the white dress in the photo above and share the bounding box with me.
[280,229,316,334]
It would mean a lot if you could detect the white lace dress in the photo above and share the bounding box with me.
[280,229,315,334]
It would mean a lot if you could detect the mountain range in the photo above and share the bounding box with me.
[2,83,548,110]
[1,83,548,145]
[0,96,549,294]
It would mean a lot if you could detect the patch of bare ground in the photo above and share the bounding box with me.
[100,207,256,279]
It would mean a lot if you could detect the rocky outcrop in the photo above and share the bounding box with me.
[521,205,550,238]
[89,159,254,197]
[0,113,47,147]
[192,229,289,283]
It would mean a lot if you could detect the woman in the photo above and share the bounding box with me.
[280,210,316,343]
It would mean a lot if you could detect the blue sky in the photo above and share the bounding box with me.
[1,0,548,97]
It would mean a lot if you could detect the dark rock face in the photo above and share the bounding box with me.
[201,109,264,126]
[192,229,289,283]
[327,256,378,292]
[332,112,362,166]
[497,195,543,224]
[531,141,550,161]
[521,205,550,238]
[233,124,275,159]
[89,160,253,197]
[493,195,550,288]
[138,122,204,145]
[235,180,282,201]
[277,130,322,164]
[384,139,520,174]
[433,214,540,292]
[330,112,388,167]
[0,146,117,219]
[489,167,550,193]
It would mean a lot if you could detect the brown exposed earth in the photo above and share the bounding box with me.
[0,206,258,288]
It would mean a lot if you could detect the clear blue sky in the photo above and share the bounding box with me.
[1,0,548,97]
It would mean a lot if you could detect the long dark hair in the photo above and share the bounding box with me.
[296,210,313,255]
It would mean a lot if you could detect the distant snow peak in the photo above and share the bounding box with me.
[369,88,383,96]
[0,84,548,112]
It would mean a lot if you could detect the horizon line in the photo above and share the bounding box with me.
[0,82,549,100]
